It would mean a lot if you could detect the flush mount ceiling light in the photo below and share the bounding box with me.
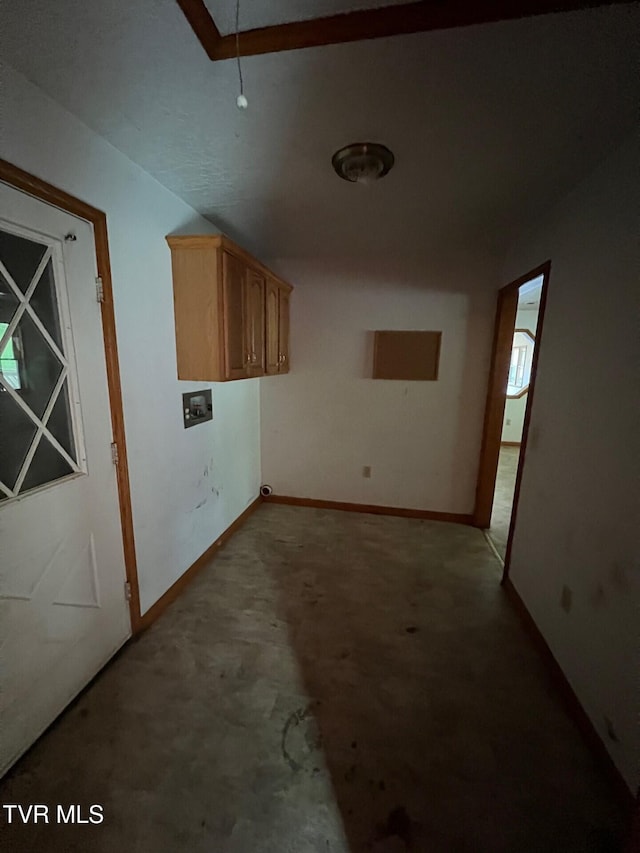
[332,143,394,184]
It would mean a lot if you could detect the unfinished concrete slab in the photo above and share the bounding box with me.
[0,505,627,851]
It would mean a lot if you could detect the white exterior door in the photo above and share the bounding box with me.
[0,182,131,775]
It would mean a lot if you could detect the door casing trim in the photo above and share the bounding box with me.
[473,260,551,585]
[0,158,142,632]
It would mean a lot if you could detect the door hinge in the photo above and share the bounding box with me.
[96,276,105,303]
[111,441,119,465]
[124,581,132,602]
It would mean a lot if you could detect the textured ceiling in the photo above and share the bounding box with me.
[204,0,412,37]
[1,0,638,269]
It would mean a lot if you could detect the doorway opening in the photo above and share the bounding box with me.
[474,262,551,578]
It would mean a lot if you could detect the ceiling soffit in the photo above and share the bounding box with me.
[177,0,631,60]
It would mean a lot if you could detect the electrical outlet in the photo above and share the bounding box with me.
[362,466,372,479]
[506,418,512,426]
[560,585,572,613]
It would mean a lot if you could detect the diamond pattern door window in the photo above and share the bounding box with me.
[0,226,82,501]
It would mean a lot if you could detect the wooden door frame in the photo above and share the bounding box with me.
[0,158,142,632]
[473,260,551,582]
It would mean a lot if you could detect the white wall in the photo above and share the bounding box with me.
[260,261,497,514]
[501,304,540,443]
[0,64,261,615]
[505,133,639,791]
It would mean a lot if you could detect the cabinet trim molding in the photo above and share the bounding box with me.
[166,234,293,292]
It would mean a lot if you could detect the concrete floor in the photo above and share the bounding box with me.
[489,446,520,559]
[0,504,627,852]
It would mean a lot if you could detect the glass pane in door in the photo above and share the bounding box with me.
[29,260,64,349]
[0,270,20,324]
[0,225,80,500]
[46,381,76,460]
[0,393,38,494]
[11,311,64,420]
[0,229,47,293]
[20,437,73,493]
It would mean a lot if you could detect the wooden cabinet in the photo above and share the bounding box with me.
[222,249,248,380]
[245,269,265,377]
[265,276,291,375]
[265,277,280,375]
[278,286,290,373]
[167,235,292,382]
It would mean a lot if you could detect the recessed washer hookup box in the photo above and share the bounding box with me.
[182,389,213,428]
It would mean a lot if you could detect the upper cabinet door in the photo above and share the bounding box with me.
[265,278,280,375]
[245,269,265,377]
[222,251,248,380]
[278,287,290,373]
[167,234,292,382]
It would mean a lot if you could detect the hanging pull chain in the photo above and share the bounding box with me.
[235,0,247,109]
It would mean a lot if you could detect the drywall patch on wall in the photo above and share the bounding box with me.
[0,63,261,616]
[503,132,639,792]
[260,259,498,514]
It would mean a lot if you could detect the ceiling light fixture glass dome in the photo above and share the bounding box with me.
[332,143,395,184]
